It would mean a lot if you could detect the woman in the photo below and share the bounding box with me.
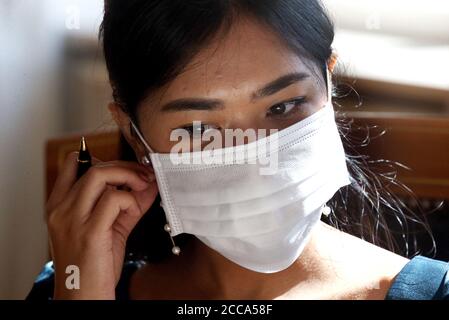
[27,0,449,300]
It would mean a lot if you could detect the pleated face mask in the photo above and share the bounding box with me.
[129,65,351,273]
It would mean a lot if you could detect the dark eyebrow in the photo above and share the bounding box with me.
[160,98,225,113]
[160,72,310,112]
[251,72,310,102]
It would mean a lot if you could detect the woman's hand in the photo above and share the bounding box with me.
[46,152,158,300]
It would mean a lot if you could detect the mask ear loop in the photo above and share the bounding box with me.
[322,63,333,219]
[130,120,153,166]
[129,120,181,256]
[326,62,333,104]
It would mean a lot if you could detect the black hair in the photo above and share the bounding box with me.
[99,0,435,263]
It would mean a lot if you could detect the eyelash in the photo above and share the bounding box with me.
[266,97,307,119]
[175,96,308,136]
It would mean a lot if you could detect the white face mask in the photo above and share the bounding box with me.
[130,65,351,273]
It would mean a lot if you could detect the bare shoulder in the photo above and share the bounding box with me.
[317,221,410,261]
[310,222,410,299]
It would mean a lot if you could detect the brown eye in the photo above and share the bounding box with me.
[267,97,306,118]
[270,104,288,115]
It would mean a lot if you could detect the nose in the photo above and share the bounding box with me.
[219,112,270,148]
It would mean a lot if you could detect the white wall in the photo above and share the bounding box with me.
[323,0,449,41]
[322,0,449,92]
[0,0,103,299]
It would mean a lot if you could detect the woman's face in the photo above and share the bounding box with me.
[130,18,328,154]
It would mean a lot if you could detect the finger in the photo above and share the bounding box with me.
[94,160,153,174]
[47,151,79,215]
[88,189,143,236]
[90,181,158,238]
[113,184,159,242]
[70,165,155,219]
[88,159,153,185]
[130,179,159,215]
[91,156,102,166]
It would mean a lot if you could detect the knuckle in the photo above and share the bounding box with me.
[47,210,62,231]
[104,189,136,207]
[111,189,135,205]
[84,165,102,181]
[102,188,119,202]
[47,213,57,229]
[120,191,137,206]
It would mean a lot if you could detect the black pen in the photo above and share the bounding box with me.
[76,136,92,179]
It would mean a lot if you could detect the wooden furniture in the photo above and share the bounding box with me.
[346,112,449,200]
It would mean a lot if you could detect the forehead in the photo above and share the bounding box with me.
[145,17,313,107]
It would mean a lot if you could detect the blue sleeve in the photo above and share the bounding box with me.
[25,261,54,300]
[385,256,449,300]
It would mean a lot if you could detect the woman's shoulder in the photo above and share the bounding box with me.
[385,255,449,300]
[25,259,145,300]
[320,223,449,300]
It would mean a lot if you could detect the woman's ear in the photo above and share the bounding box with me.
[108,102,147,159]
[108,102,130,134]
[328,50,339,73]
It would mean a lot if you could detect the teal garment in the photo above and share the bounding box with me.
[385,256,449,300]
[26,256,449,300]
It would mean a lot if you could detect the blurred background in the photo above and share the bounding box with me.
[0,0,448,299]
